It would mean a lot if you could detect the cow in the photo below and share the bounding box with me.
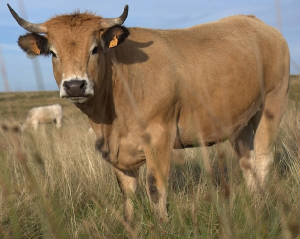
[21,104,63,131]
[8,4,290,222]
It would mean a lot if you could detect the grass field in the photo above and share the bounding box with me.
[0,77,299,238]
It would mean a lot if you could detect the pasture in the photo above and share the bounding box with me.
[0,76,299,238]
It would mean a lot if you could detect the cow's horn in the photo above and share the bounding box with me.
[100,5,129,28]
[7,4,47,33]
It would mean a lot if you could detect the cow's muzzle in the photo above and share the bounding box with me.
[61,78,94,103]
[63,80,86,97]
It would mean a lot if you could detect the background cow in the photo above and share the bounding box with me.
[8,4,290,222]
[22,104,63,131]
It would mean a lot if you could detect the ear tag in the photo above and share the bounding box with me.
[109,35,118,48]
[32,43,41,55]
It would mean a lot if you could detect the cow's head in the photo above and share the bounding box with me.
[8,4,129,104]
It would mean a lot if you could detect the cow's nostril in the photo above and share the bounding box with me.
[64,84,70,90]
[80,81,86,89]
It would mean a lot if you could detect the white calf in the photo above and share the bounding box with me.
[22,104,63,131]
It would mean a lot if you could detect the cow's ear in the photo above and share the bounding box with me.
[101,26,129,49]
[18,33,49,56]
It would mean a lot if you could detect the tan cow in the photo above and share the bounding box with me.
[22,104,63,131]
[8,5,290,222]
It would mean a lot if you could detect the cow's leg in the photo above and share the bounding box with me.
[143,125,174,222]
[251,85,288,190]
[32,120,39,130]
[232,82,288,191]
[231,114,259,190]
[114,168,138,222]
[56,116,62,128]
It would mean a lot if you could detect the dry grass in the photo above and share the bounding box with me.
[0,80,299,238]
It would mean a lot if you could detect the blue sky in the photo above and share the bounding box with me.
[0,0,299,92]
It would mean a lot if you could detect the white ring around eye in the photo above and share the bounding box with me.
[89,43,98,55]
[49,47,58,57]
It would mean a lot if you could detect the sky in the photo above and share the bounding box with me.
[0,0,299,92]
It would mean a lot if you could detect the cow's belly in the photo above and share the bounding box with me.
[175,100,260,149]
[175,116,228,149]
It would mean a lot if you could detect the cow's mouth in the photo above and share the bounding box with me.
[64,96,90,104]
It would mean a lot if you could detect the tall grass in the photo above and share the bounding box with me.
[0,92,299,238]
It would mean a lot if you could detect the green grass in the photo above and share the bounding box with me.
[0,79,299,238]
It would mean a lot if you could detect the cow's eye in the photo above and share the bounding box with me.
[91,46,98,55]
[50,50,57,58]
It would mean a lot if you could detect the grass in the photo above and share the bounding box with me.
[0,77,299,238]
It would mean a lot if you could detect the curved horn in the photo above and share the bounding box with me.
[7,4,47,33]
[100,5,129,28]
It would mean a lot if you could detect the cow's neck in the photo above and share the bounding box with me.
[75,53,116,125]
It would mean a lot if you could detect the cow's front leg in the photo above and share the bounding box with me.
[144,127,173,222]
[114,168,138,222]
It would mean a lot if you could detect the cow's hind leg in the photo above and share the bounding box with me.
[231,113,260,190]
[232,82,288,191]
[251,84,288,190]
[114,168,138,222]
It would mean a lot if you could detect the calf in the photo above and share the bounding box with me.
[22,104,62,131]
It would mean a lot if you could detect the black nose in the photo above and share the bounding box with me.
[63,79,86,97]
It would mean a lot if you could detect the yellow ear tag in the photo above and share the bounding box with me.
[109,35,118,48]
[32,43,40,55]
